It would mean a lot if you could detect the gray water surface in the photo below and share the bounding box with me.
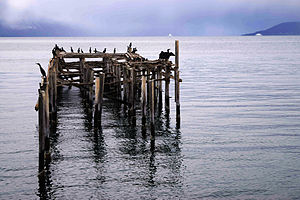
[1,36,300,199]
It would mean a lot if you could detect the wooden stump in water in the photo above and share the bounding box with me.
[150,80,155,150]
[175,40,180,128]
[141,70,147,136]
[94,74,105,128]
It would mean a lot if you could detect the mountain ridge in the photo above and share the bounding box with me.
[0,21,85,37]
[243,22,300,36]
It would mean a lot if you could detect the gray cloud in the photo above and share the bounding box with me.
[1,0,300,35]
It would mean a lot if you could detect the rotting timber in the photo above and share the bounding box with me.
[36,41,181,174]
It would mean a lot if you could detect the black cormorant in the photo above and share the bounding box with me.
[36,63,46,77]
[132,47,137,53]
[159,50,175,60]
[71,47,74,53]
[52,49,56,58]
[81,49,84,53]
[103,48,106,53]
[89,47,92,53]
[114,48,116,54]
[94,48,98,53]
[77,48,80,53]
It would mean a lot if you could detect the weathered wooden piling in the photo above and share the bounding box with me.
[79,58,85,84]
[150,79,155,150]
[44,80,50,161]
[174,40,180,128]
[38,89,46,173]
[157,66,163,111]
[141,70,147,135]
[94,74,105,127]
[165,64,170,113]
[88,69,94,105]
[123,66,128,105]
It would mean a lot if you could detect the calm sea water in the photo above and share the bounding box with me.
[1,36,300,199]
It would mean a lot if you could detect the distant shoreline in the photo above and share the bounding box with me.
[242,22,300,36]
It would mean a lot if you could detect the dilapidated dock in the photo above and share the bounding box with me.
[36,41,181,173]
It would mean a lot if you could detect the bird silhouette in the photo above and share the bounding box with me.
[52,49,56,58]
[103,48,106,53]
[81,49,84,53]
[129,42,132,48]
[159,50,175,60]
[36,63,46,77]
[114,48,116,54]
[94,48,98,53]
[89,47,92,53]
[71,47,74,53]
[132,47,137,53]
[77,48,80,53]
[54,44,59,50]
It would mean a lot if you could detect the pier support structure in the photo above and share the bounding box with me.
[36,41,181,173]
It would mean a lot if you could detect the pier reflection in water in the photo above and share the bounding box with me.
[38,87,183,199]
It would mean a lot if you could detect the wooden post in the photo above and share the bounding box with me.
[48,70,53,120]
[152,69,157,111]
[38,89,46,173]
[44,81,50,161]
[129,68,136,119]
[136,70,141,100]
[94,74,105,127]
[147,68,151,106]
[175,40,180,128]
[150,79,155,150]
[122,66,128,104]
[141,70,147,135]
[116,65,121,100]
[157,66,163,111]
[53,66,57,117]
[165,64,170,113]
[49,59,57,126]
[79,58,85,84]
[88,70,94,105]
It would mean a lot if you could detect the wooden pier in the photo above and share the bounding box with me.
[36,41,181,173]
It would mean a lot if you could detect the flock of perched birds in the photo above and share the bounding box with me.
[37,43,175,77]
[52,42,138,57]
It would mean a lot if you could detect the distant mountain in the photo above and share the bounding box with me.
[0,21,85,37]
[243,22,300,36]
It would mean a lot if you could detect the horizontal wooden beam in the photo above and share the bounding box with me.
[59,52,127,59]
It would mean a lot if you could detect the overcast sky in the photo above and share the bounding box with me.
[1,0,300,36]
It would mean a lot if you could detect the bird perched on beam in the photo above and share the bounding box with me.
[94,48,98,53]
[89,47,92,53]
[81,49,84,53]
[71,47,74,53]
[77,48,80,53]
[127,42,132,52]
[114,48,116,54]
[36,63,46,77]
[103,48,106,53]
[159,49,175,60]
[52,49,56,58]
[132,47,137,53]
[54,44,59,51]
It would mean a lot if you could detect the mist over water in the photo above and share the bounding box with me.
[0,36,300,199]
